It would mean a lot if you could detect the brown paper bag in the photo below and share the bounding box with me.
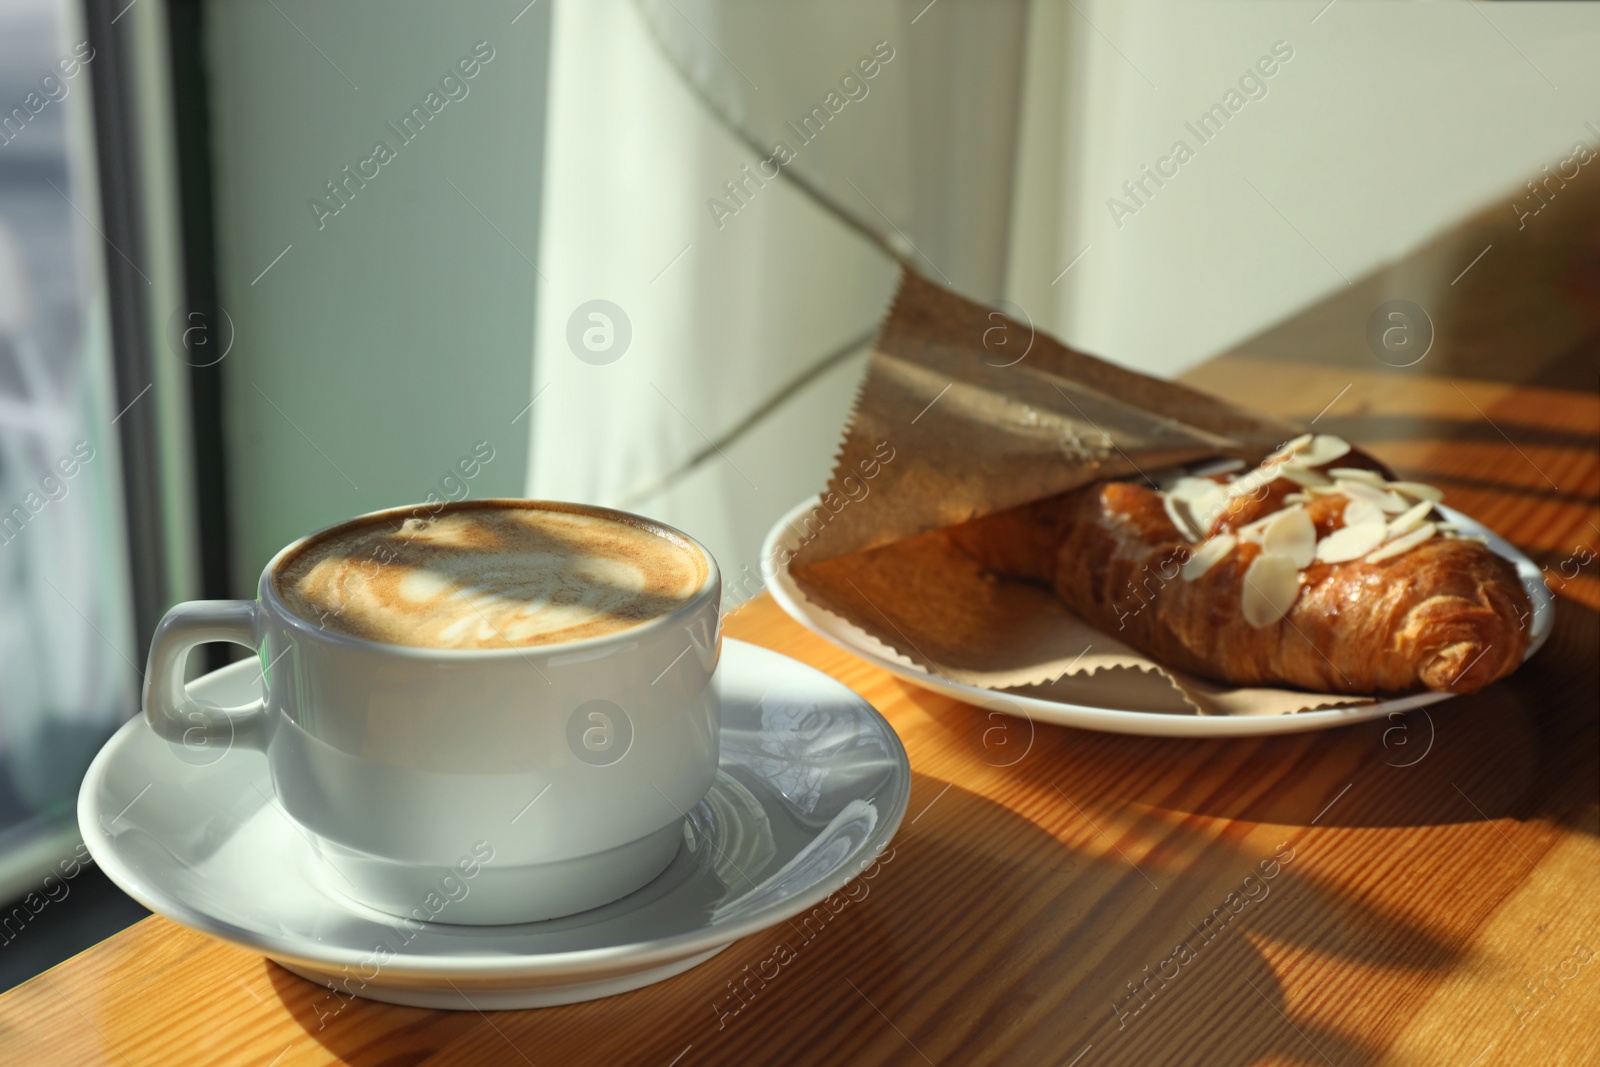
[782,270,1371,716]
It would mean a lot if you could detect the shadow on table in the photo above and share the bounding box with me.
[255,591,1595,1064]
[262,772,1446,1066]
[909,593,1598,841]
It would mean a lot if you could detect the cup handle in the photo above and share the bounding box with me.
[143,600,270,753]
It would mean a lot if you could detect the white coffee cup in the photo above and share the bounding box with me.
[142,501,722,924]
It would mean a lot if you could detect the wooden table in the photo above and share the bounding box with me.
[1,352,1596,1065]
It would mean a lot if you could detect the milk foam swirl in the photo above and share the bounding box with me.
[273,502,708,650]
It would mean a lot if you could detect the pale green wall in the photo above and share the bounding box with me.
[205,0,547,592]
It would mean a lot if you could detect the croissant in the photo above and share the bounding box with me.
[946,435,1531,694]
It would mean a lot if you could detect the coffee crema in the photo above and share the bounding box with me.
[273,501,709,650]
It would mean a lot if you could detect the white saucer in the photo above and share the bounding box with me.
[763,498,1553,738]
[78,639,910,1009]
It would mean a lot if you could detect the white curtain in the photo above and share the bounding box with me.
[526,0,1028,586]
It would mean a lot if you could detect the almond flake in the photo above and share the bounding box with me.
[1232,459,1298,499]
[1386,500,1433,539]
[1190,486,1229,534]
[1336,480,1391,507]
[1169,477,1226,531]
[1262,507,1316,569]
[1234,508,1279,545]
[1327,467,1384,486]
[1389,480,1444,503]
[1380,490,1411,514]
[1163,493,1202,543]
[1289,434,1352,469]
[1281,433,1314,455]
[1182,533,1236,581]
[1169,476,1218,499]
[1242,553,1302,627]
[1316,521,1388,563]
[1279,465,1332,488]
[1365,522,1436,563]
[1343,499,1386,528]
[1225,469,1268,498]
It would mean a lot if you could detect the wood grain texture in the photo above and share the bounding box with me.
[1,356,1595,1067]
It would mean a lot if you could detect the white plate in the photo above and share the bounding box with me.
[78,639,910,1009]
[762,498,1552,738]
